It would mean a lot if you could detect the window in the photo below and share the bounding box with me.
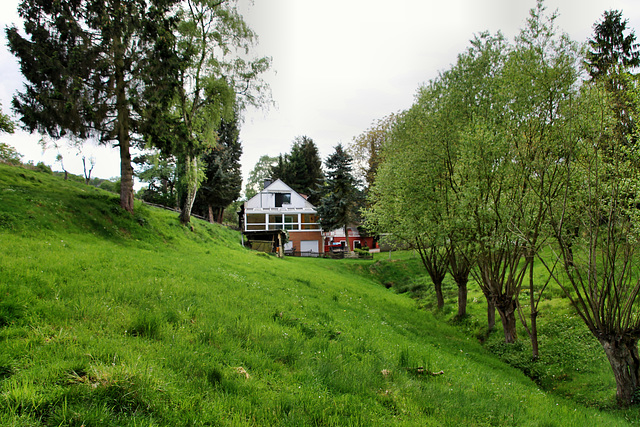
[284,214,298,230]
[275,193,291,207]
[268,215,283,230]
[246,214,266,230]
[301,213,320,230]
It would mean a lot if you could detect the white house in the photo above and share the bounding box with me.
[242,179,323,255]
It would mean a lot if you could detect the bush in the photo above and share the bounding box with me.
[0,143,22,165]
[99,180,116,193]
[35,162,52,174]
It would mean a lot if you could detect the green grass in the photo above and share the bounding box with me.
[0,163,635,425]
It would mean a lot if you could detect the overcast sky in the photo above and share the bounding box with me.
[1,0,640,190]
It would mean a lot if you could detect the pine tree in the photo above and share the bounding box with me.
[586,10,640,80]
[270,136,323,204]
[586,10,640,145]
[316,144,361,251]
[193,115,243,223]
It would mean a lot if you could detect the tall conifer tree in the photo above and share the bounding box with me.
[7,0,181,213]
[316,144,361,251]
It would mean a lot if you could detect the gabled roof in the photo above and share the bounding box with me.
[245,179,317,211]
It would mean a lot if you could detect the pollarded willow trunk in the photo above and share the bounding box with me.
[448,250,471,318]
[487,299,496,331]
[495,296,518,343]
[457,282,468,318]
[528,256,540,359]
[599,336,640,406]
[434,280,445,310]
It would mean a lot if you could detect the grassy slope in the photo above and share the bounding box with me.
[0,164,631,426]
[354,251,619,408]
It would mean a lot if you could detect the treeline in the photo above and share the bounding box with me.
[361,3,640,406]
[6,0,270,224]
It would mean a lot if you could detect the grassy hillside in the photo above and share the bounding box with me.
[0,163,634,426]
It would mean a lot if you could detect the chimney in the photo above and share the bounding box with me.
[263,178,272,189]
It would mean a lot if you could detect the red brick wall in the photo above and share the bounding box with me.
[289,231,324,253]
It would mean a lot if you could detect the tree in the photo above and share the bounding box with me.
[149,0,270,224]
[270,136,324,204]
[0,104,19,165]
[316,144,361,251]
[7,0,181,213]
[541,81,640,406]
[193,114,243,223]
[586,10,640,147]
[586,10,640,81]
[135,152,178,207]
[245,155,278,199]
[349,113,396,192]
[501,0,580,357]
[0,104,15,135]
[445,31,532,343]
[366,102,451,310]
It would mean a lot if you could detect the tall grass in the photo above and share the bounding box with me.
[0,163,634,425]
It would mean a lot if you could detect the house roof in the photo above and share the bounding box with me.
[245,179,317,212]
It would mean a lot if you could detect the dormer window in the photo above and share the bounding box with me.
[275,193,291,207]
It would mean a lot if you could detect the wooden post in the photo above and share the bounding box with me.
[277,233,283,258]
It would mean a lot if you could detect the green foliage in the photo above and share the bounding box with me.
[35,162,52,174]
[135,152,178,207]
[271,136,324,205]
[0,103,15,134]
[586,9,640,80]
[0,143,22,166]
[193,113,243,222]
[151,0,270,223]
[244,154,278,199]
[316,144,363,241]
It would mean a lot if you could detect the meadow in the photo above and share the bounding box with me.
[0,163,637,426]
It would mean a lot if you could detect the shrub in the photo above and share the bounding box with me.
[0,143,22,165]
[35,162,52,174]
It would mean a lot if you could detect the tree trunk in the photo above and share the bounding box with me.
[119,137,135,214]
[344,225,351,252]
[496,298,518,343]
[487,299,496,331]
[599,336,640,406]
[434,280,444,310]
[114,29,134,214]
[448,249,471,319]
[179,155,199,224]
[528,257,539,359]
[207,204,215,223]
[457,282,468,318]
[217,208,225,224]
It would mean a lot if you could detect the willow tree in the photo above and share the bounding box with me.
[541,80,640,406]
[7,0,180,213]
[444,31,535,343]
[366,89,451,310]
[500,0,580,357]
